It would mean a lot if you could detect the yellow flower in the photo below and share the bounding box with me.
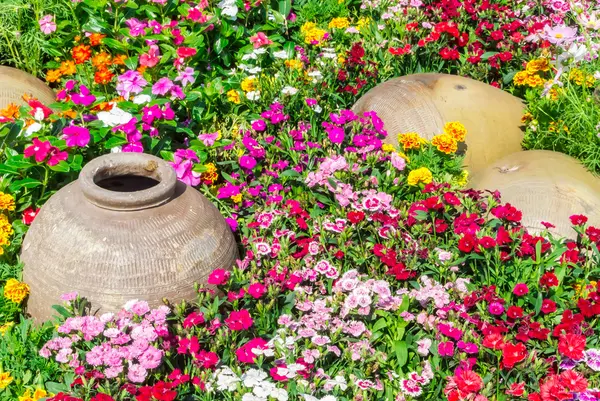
[407,167,433,186]
[397,151,410,163]
[240,77,257,92]
[227,89,241,104]
[285,59,303,70]
[3,278,30,304]
[304,28,327,45]
[19,389,34,401]
[521,112,533,124]
[546,87,562,101]
[455,170,469,187]
[0,322,13,335]
[45,69,62,83]
[301,22,317,34]
[431,133,458,154]
[526,58,550,74]
[337,55,345,65]
[398,132,426,150]
[512,70,530,86]
[328,17,350,29]
[526,74,545,88]
[357,17,371,32]
[0,193,15,211]
[231,193,243,203]
[236,148,245,158]
[381,144,396,152]
[33,388,48,400]
[443,121,467,142]
[0,372,13,389]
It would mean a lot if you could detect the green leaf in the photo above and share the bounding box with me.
[125,56,139,70]
[534,291,543,315]
[280,169,300,178]
[481,51,498,61]
[102,38,129,52]
[103,136,129,150]
[215,37,229,55]
[0,164,18,175]
[51,305,71,318]
[278,0,292,17]
[9,178,42,192]
[394,341,408,367]
[372,317,388,333]
[49,161,71,173]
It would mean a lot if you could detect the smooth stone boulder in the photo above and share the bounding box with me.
[469,150,600,239]
[352,73,526,173]
[0,66,55,109]
[22,153,238,321]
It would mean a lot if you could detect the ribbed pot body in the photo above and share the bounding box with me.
[470,150,600,239]
[0,66,55,108]
[352,73,526,174]
[21,153,238,321]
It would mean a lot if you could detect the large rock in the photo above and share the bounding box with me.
[0,66,55,109]
[352,73,526,173]
[22,153,238,321]
[469,150,600,239]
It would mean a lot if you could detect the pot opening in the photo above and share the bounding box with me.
[96,175,160,193]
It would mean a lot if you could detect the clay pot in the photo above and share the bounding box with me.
[352,73,526,173]
[0,66,55,109]
[22,153,238,321]
[469,150,600,239]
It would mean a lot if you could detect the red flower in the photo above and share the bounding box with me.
[458,234,477,253]
[539,375,571,401]
[194,350,219,369]
[22,207,40,225]
[507,306,523,319]
[225,309,253,331]
[482,333,505,350]
[540,272,559,288]
[541,299,557,314]
[506,382,526,397]
[347,211,365,224]
[183,311,205,329]
[558,333,586,360]
[559,370,588,392]
[236,338,268,364]
[207,269,230,285]
[248,282,267,299]
[454,370,483,394]
[151,381,177,401]
[440,47,460,60]
[479,236,496,249]
[502,342,528,368]
[513,283,529,296]
[270,364,289,381]
[569,214,588,226]
[443,192,461,206]
[91,395,115,401]
[176,47,197,58]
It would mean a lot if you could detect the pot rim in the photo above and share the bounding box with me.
[79,153,177,211]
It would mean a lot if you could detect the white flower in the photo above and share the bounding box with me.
[253,381,275,398]
[242,369,268,388]
[242,53,258,61]
[248,66,262,74]
[271,388,289,401]
[254,48,267,55]
[215,367,240,391]
[217,0,238,19]
[281,86,298,96]
[313,104,322,113]
[252,346,274,357]
[24,122,42,137]
[302,395,337,401]
[111,146,122,153]
[97,106,134,127]
[246,90,261,101]
[123,299,140,311]
[132,94,152,105]
[273,50,288,59]
[242,393,264,401]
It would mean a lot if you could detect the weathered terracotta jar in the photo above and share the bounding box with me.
[0,66,55,109]
[22,153,238,321]
[469,150,600,239]
[352,73,526,173]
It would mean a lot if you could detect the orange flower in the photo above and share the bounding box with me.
[92,102,115,112]
[431,133,458,154]
[89,33,106,46]
[59,60,77,76]
[72,44,91,64]
[60,110,78,119]
[137,66,147,74]
[91,52,111,68]
[46,69,62,83]
[398,132,426,150]
[0,103,20,119]
[94,68,115,85]
[443,121,467,142]
[112,54,127,65]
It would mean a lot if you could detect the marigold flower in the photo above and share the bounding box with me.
[19,389,34,401]
[285,59,303,70]
[94,68,115,85]
[59,60,77,75]
[89,33,106,46]
[0,371,12,389]
[3,279,29,304]
[407,167,433,186]
[455,170,469,187]
[526,74,545,88]
[0,193,15,211]
[71,44,92,64]
[91,52,112,68]
[0,103,19,120]
[328,17,350,29]
[112,54,128,65]
[444,121,467,142]
[398,132,426,150]
[45,69,62,83]
[512,70,530,86]
[526,58,550,73]
[231,193,243,203]
[0,322,13,335]
[240,77,257,92]
[381,143,396,152]
[227,89,241,104]
[431,133,458,154]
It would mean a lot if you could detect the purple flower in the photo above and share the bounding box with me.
[174,67,196,87]
[305,98,317,106]
[170,85,185,100]
[169,149,201,187]
[125,18,148,37]
[63,125,90,147]
[152,77,174,96]
[116,71,148,100]
[323,123,345,144]
[585,349,600,371]
[225,218,238,232]
[239,155,257,170]
[251,119,267,131]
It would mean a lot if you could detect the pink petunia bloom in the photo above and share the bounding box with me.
[38,15,57,35]
[116,71,148,100]
[152,77,174,96]
[174,67,196,87]
[63,125,90,147]
[249,32,273,48]
[140,44,161,68]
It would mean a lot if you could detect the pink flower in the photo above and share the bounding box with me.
[24,138,68,166]
[152,77,174,96]
[175,67,196,87]
[125,18,147,37]
[236,338,268,364]
[183,311,205,328]
[249,32,273,48]
[71,85,96,106]
[140,44,161,68]
[417,338,432,356]
[438,341,454,357]
[513,283,529,297]
[22,207,39,225]
[197,132,219,146]
[169,149,201,186]
[225,310,253,331]
[207,269,230,285]
[488,302,505,315]
[248,283,266,299]
[116,71,148,100]
[127,363,148,383]
[39,15,57,35]
[391,152,406,170]
[60,292,78,302]
[63,125,90,147]
[239,155,257,170]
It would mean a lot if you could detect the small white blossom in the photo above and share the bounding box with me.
[24,122,42,137]
[273,50,288,59]
[246,90,261,101]
[132,94,152,105]
[281,86,298,95]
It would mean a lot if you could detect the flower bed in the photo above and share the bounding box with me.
[0,0,600,401]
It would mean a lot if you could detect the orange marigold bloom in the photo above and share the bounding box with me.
[398,132,426,150]
[46,69,62,83]
[443,121,467,142]
[137,66,147,74]
[91,52,111,68]
[92,102,114,112]
[112,54,128,65]
[72,44,92,64]
[431,133,458,154]
[89,33,106,46]
[94,68,115,85]
[59,60,77,76]
[0,103,20,119]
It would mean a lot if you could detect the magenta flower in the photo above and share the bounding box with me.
[38,15,57,35]
[513,283,529,297]
[24,138,52,163]
[152,78,174,96]
[323,123,345,144]
[169,85,185,100]
[125,18,148,37]
[116,71,148,100]
[217,183,241,199]
[438,341,454,357]
[251,120,267,132]
[488,302,505,315]
[71,85,96,107]
[239,155,257,170]
[63,125,91,147]
[249,32,273,48]
[168,149,201,186]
